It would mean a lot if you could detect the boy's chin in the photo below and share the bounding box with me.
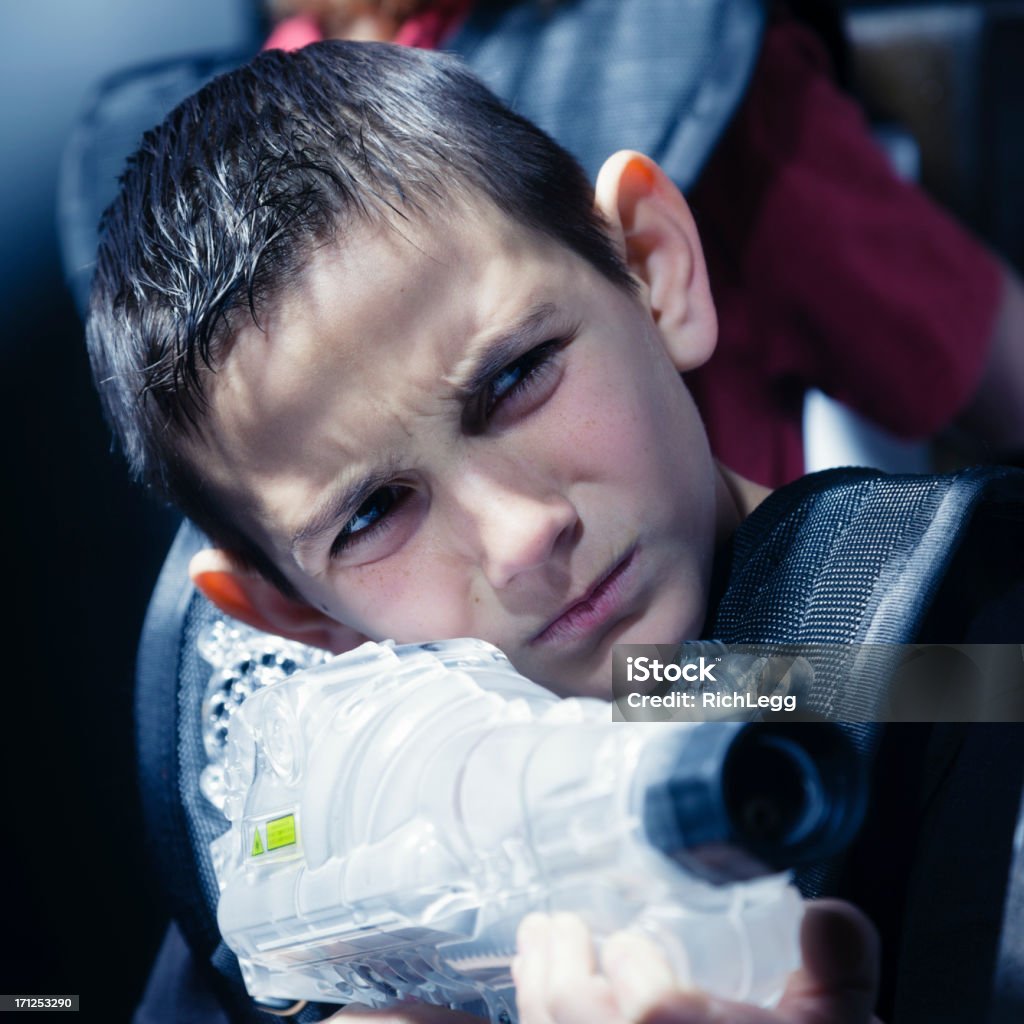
[472,578,709,699]
[523,606,707,700]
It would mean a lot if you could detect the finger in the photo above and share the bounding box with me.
[545,914,622,1024]
[550,976,624,1024]
[548,913,598,990]
[600,930,677,1022]
[514,914,625,1024]
[642,992,780,1024]
[775,899,880,1024]
[514,913,556,1024]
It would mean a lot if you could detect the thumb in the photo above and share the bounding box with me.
[775,899,881,1024]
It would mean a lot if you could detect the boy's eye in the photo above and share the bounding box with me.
[331,486,406,557]
[328,330,577,561]
[481,334,572,422]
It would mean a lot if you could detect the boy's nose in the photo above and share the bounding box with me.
[450,471,579,590]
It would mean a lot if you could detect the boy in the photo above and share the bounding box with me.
[90,41,763,701]
[88,42,1018,1024]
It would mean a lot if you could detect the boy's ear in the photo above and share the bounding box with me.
[594,150,717,371]
[188,548,369,654]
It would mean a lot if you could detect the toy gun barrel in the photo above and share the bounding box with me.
[642,722,865,882]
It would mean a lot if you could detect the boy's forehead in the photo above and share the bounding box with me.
[194,202,597,533]
[258,212,578,387]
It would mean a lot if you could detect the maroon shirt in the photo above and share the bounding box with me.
[687,20,1002,485]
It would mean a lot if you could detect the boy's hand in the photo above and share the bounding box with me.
[512,901,881,1024]
[323,900,879,1024]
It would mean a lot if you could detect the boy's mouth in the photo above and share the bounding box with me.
[531,548,637,648]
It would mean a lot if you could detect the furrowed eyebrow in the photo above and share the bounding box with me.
[449,302,560,398]
[290,461,401,561]
[289,302,561,562]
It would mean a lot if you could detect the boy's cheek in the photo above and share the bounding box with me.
[317,558,476,645]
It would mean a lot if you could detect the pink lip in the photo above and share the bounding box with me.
[532,549,637,647]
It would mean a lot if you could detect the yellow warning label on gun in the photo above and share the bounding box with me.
[249,813,298,858]
[267,814,297,850]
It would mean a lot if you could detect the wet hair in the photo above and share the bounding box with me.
[86,41,634,594]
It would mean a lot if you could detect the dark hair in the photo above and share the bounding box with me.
[86,41,634,593]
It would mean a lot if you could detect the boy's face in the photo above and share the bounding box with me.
[195,200,719,696]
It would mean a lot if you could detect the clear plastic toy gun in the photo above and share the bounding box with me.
[211,639,866,1020]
